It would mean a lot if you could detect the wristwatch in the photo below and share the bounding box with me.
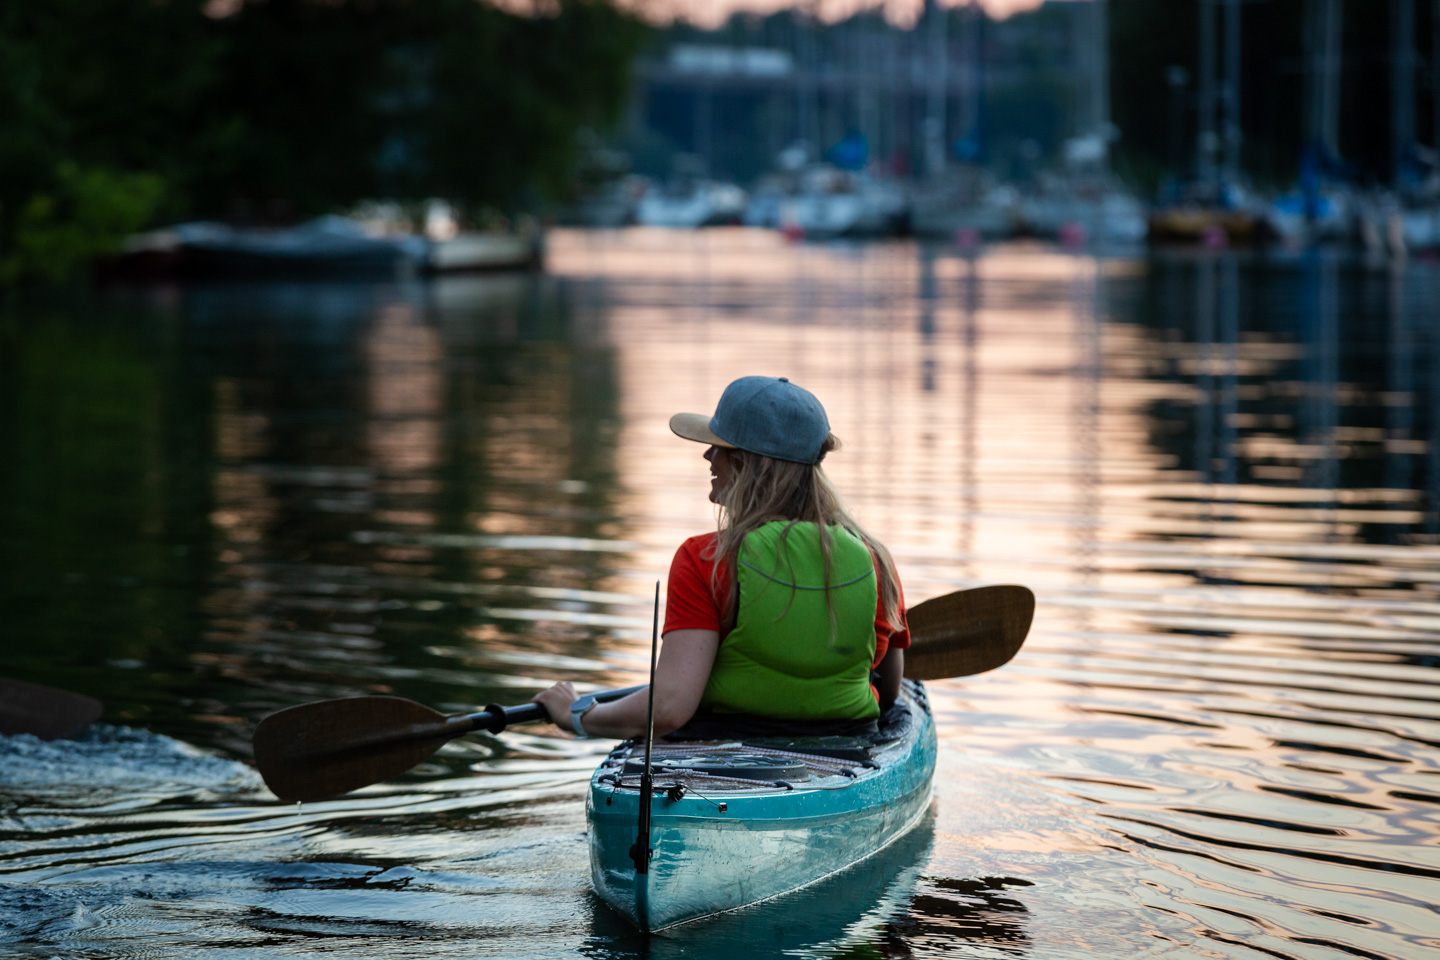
[570,693,598,739]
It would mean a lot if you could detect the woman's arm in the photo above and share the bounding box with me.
[532,628,720,739]
[875,645,904,711]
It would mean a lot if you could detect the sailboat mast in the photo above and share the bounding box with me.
[1303,0,1343,164]
[1077,0,1110,169]
[1391,0,1416,188]
[958,1,979,162]
[924,0,948,178]
[1322,0,1341,160]
[796,4,818,155]
[1222,0,1242,187]
[1198,0,1218,190]
[1094,0,1109,142]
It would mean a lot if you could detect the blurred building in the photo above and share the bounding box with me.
[616,0,1103,185]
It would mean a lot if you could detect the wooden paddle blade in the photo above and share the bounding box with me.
[0,678,103,740]
[253,696,459,802]
[903,585,1035,681]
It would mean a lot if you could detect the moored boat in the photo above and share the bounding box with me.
[587,679,936,932]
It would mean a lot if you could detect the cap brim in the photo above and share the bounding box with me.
[669,412,736,448]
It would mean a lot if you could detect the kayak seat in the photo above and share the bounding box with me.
[870,686,917,746]
[661,680,922,748]
[664,712,877,741]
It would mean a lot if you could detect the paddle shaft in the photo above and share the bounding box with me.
[419,686,645,748]
[279,687,642,759]
[337,701,550,755]
[252,683,648,802]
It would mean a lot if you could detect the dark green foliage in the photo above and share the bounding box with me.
[0,0,648,286]
[0,164,166,285]
[208,0,647,215]
[206,0,649,215]
[0,0,225,285]
[410,0,649,210]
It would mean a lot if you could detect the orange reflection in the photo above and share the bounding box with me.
[365,303,442,478]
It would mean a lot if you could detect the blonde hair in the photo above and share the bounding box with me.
[704,435,902,634]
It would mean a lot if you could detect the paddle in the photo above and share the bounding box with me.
[0,677,104,741]
[253,684,646,802]
[253,584,1036,802]
[902,584,1034,682]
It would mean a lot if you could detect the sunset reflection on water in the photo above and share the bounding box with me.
[2,232,1438,959]
[549,230,1440,957]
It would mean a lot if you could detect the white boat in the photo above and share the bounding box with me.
[145,216,430,277]
[1400,205,1440,251]
[780,166,907,238]
[426,232,541,272]
[1265,189,1355,245]
[1018,183,1148,244]
[742,174,793,229]
[908,169,1021,240]
[636,181,748,228]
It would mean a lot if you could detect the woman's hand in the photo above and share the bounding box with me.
[532,681,579,729]
[525,630,720,740]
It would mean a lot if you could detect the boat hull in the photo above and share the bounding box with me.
[587,685,936,931]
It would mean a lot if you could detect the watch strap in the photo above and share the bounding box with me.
[570,693,598,738]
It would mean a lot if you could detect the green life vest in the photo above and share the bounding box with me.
[699,520,880,721]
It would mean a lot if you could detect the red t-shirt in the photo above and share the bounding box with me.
[663,531,909,668]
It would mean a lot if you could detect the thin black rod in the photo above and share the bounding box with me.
[644,580,660,763]
[633,581,660,874]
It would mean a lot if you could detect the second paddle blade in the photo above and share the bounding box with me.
[903,584,1035,682]
[253,696,455,802]
[0,677,103,741]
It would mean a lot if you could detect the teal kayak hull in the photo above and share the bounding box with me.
[587,683,936,932]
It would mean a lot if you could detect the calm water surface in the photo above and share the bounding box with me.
[2,231,1439,959]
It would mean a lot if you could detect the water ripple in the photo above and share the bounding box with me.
[3,237,1439,958]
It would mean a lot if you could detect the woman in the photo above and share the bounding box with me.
[533,375,908,740]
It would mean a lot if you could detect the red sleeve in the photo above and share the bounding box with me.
[871,569,909,669]
[664,533,727,634]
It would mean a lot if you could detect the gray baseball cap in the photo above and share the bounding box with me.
[669,376,831,465]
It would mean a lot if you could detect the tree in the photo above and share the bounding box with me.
[0,0,227,284]
[0,0,649,286]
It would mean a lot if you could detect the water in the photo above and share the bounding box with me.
[2,230,1439,959]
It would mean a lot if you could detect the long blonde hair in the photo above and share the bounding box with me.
[705,434,902,634]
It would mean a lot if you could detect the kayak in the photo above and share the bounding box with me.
[587,679,937,932]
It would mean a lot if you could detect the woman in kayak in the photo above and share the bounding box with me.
[533,375,908,740]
